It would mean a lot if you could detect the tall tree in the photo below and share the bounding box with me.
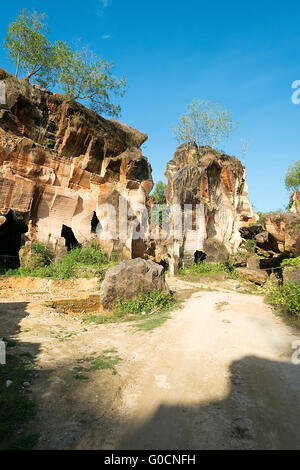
[285,160,300,191]
[54,43,126,117]
[4,9,53,84]
[174,99,238,150]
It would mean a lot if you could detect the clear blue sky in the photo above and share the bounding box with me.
[1,0,299,212]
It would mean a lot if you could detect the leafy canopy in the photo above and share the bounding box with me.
[151,181,167,205]
[174,99,238,149]
[53,42,126,117]
[3,10,126,117]
[3,9,53,84]
[285,160,300,191]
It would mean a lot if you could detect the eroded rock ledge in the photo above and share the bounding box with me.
[0,68,153,259]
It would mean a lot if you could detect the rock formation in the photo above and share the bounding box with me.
[261,212,300,257]
[0,69,153,260]
[100,258,169,308]
[164,143,254,273]
[290,189,300,215]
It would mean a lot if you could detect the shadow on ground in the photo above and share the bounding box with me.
[117,356,300,450]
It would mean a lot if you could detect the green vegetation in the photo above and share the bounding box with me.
[86,290,176,331]
[266,282,300,317]
[150,181,169,228]
[3,9,126,116]
[115,290,175,315]
[151,181,167,204]
[74,349,122,379]
[285,160,300,191]
[0,345,38,450]
[1,241,116,280]
[281,257,300,270]
[4,9,52,84]
[245,239,257,253]
[179,260,238,279]
[173,99,238,150]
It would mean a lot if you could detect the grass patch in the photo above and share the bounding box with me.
[266,282,300,327]
[1,241,118,280]
[73,349,122,378]
[85,290,176,331]
[0,349,37,450]
[179,261,238,281]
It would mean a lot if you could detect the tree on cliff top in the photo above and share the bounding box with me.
[285,160,300,191]
[3,9,53,84]
[174,100,238,150]
[53,42,126,117]
[3,10,126,117]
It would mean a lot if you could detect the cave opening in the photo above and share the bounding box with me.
[194,250,207,264]
[0,210,28,268]
[61,225,81,251]
[91,211,100,234]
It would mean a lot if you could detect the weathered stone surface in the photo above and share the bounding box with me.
[246,255,260,270]
[0,69,153,258]
[283,266,300,285]
[236,267,268,285]
[290,189,300,215]
[164,143,254,273]
[262,213,300,257]
[240,225,262,240]
[100,258,168,308]
[203,239,229,263]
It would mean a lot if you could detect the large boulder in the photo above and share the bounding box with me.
[262,213,300,257]
[236,267,268,285]
[100,258,169,309]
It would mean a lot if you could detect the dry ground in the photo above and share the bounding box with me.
[0,275,299,450]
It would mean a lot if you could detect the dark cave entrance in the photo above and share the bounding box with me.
[91,212,100,234]
[61,225,81,251]
[194,250,207,264]
[0,210,28,268]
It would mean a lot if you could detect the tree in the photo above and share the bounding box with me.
[151,181,167,204]
[285,160,300,191]
[3,10,127,117]
[150,182,168,228]
[4,9,53,84]
[54,43,126,117]
[174,100,238,150]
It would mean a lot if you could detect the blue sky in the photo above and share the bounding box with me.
[1,0,299,212]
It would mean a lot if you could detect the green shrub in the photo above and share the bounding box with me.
[4,241,114,280]
[266,282,300,316]
[281,257,300,270]
[19,241,55,271]
[179,260,238,278]
[245,239,257,253]
[115,290,175,316]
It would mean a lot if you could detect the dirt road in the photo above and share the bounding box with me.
[111,287,300,450]
[1,277,300,450]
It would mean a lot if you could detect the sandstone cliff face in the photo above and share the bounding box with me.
[165,143,254,272]
[0,69,153,259]
[262,212,300,257]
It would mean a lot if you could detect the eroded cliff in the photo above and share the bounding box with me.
[165,143,254,272]
[0,69,153,260]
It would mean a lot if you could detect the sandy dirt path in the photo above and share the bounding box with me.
[1,278,299,450]
[107,288,300,450]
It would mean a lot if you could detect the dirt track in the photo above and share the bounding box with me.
[1,277,300,450]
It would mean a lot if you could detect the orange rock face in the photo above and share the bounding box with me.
[165,143,254,272]
[0,69,153,259]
